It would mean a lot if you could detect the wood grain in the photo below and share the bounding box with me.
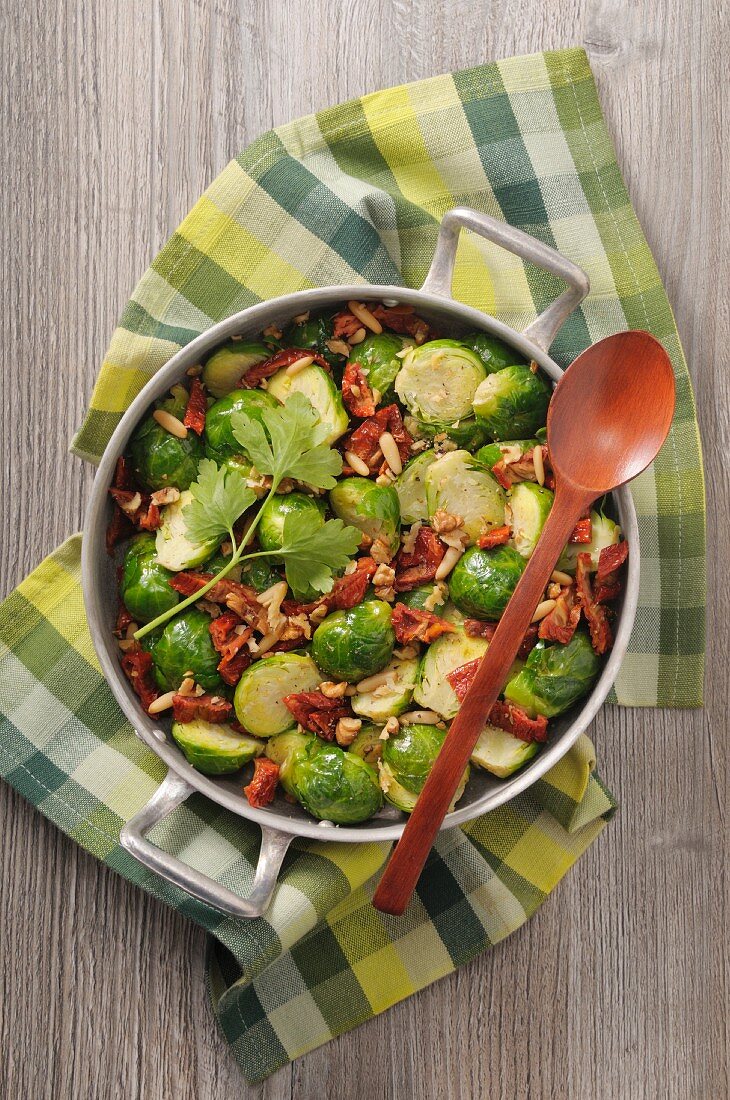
[0,0,726,1096]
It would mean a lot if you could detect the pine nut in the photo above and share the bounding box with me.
[551,569,573,586]
[117,638,136,652]
[177,677,196,697]
[285,354,314,376]
[345,450,371,476]
[435,545,464,581]
[531,599,557,623]
[379,432,403,475]
[118,492,142,515]
[355,669,393,693]
[148,691,176,714]
[152,409,188,438]
[349,327,367,345]
[399,710,442,725]
[347,300,383,334]
[255,630,283,656]
[533,445,545,486]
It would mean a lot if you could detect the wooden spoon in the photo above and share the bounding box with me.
[373,330,675,916]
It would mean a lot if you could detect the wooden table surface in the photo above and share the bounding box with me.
[1,1,726,1097]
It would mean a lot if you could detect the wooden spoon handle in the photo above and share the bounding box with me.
[373,483,592,916]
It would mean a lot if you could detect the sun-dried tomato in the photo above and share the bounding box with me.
[394,526,446,591]
[169,572,261,618]
[488,701,548,743]
[106,505,134,555]
[113,455,136,491]
[446,658,481,702]
[171,693,233,723]
[490,461,513,491]
[121,646,159,712]
[244,757,280,808]
[183,377,207,434]
[283,557,377,621]
[115,601,134,637]
[593,540,629,603]
[137,501,162,531]
[283,690,351,741]
[207,611,252,685]
[240,347,329,388]
[342,360,376,418]
[575,552,613,654]
[108,487,162,535]
[332,309,362,339]
[344,404,413,472]
[391,603,455,645]
[569,514,593,544]
[538,585,581,645]
[477,524,511,550]
[370,303,431,342]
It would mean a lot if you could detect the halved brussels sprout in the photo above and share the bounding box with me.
[470,723,539,778]
[459,333,527,373]
[350,653,419,722]
[350,332,407,400]
[155,490,222,571]
[557,510,621,574]
[172,719,265,775]
[474,438,539,471]
[394,450,436,525]
[508,482,554,558]
[234,653,321,738]
[414,417,488,452]
[472,364,551,441]
[267,364,349,445]
[264,729,313,794]
[504,632,600,718]
[283,312,343,368]
[348,723,383,764]
[120,534,179,624]
[413,626,489,719]
[399,583,448,614]
[204,389,279,461]
[329,478,401,556]
[127,408,204,492]
[380,723,469,813]
[202,340,270,398]
[311,600,395,683]
[149,607,223,692]
[395,339,486,426]
[449,545,526,620]
[290,739,383,824]
[425,449,505,544]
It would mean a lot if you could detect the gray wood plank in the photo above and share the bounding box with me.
[0,0,725,1097]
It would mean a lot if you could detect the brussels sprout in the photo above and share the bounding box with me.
[203,545,243,583]
[202,341,270,398]
[395,339,486,426]
[557,510,621,574]
[380,723,469,813]
[504,632,601,718]
[204,389,279,461]
[283,312,343,367]
[234,653,321,738]
[425,450,505,544]
[329,478,401,557]
[290,739,383,824]
[350,332,406,400]
[474,438,540,471]
[127,409,204,492]
[415,417,488,452]
[171,719,265,775]
[394,450,436,524]
[120,534,179,624]
[449,545,526,620]
[470,723,539,778]
[351,653,419,722]
[258,493,326,552]
[267,364,349,445]
[155,490,222,571]
[238,557,283,593]
[348,723,383,764]
[399,583,448,614]
[413,626,489,718]
[149,608,223,692]
[472,364,551,441]
[459,333,527,373]
[312,600,395,683]
[265,729,313,794]
[508,482,554,559]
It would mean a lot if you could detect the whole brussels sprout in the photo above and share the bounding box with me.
[289,739,383,824]
[312,600,395,682]
[149,607,223,692]
[202,341,270,398]
[238,557,283,593]
[394,450,436,525]
[258,492,326,552]
[267,364,349,445]
[204,389,279,461]
[350,332,406,400]
[120,534,179,624]
[203,544,243,583]
[474,438,540,471]
[449,545,526,620]
[380,723,469,813]
[127,406,204,492]
[329,477,401,557]
[557,510,621,574]
[472,364,551,442]
[414,417,488,452]
[395,339,486,426]
[503,632,600,718]
[459,333,527,373]
[399,583,448,614]
[283,312,343,367]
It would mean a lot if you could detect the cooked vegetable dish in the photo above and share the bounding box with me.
[109,300,629,825]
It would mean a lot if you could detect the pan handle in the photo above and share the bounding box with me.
[421,207,589,352]
[120,770,292,919]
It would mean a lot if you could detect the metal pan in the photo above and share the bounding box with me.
[82,209,639,918]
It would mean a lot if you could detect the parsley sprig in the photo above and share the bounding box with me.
[134,394,354,640]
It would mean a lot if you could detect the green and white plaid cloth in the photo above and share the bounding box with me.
[0,47,704,1081]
